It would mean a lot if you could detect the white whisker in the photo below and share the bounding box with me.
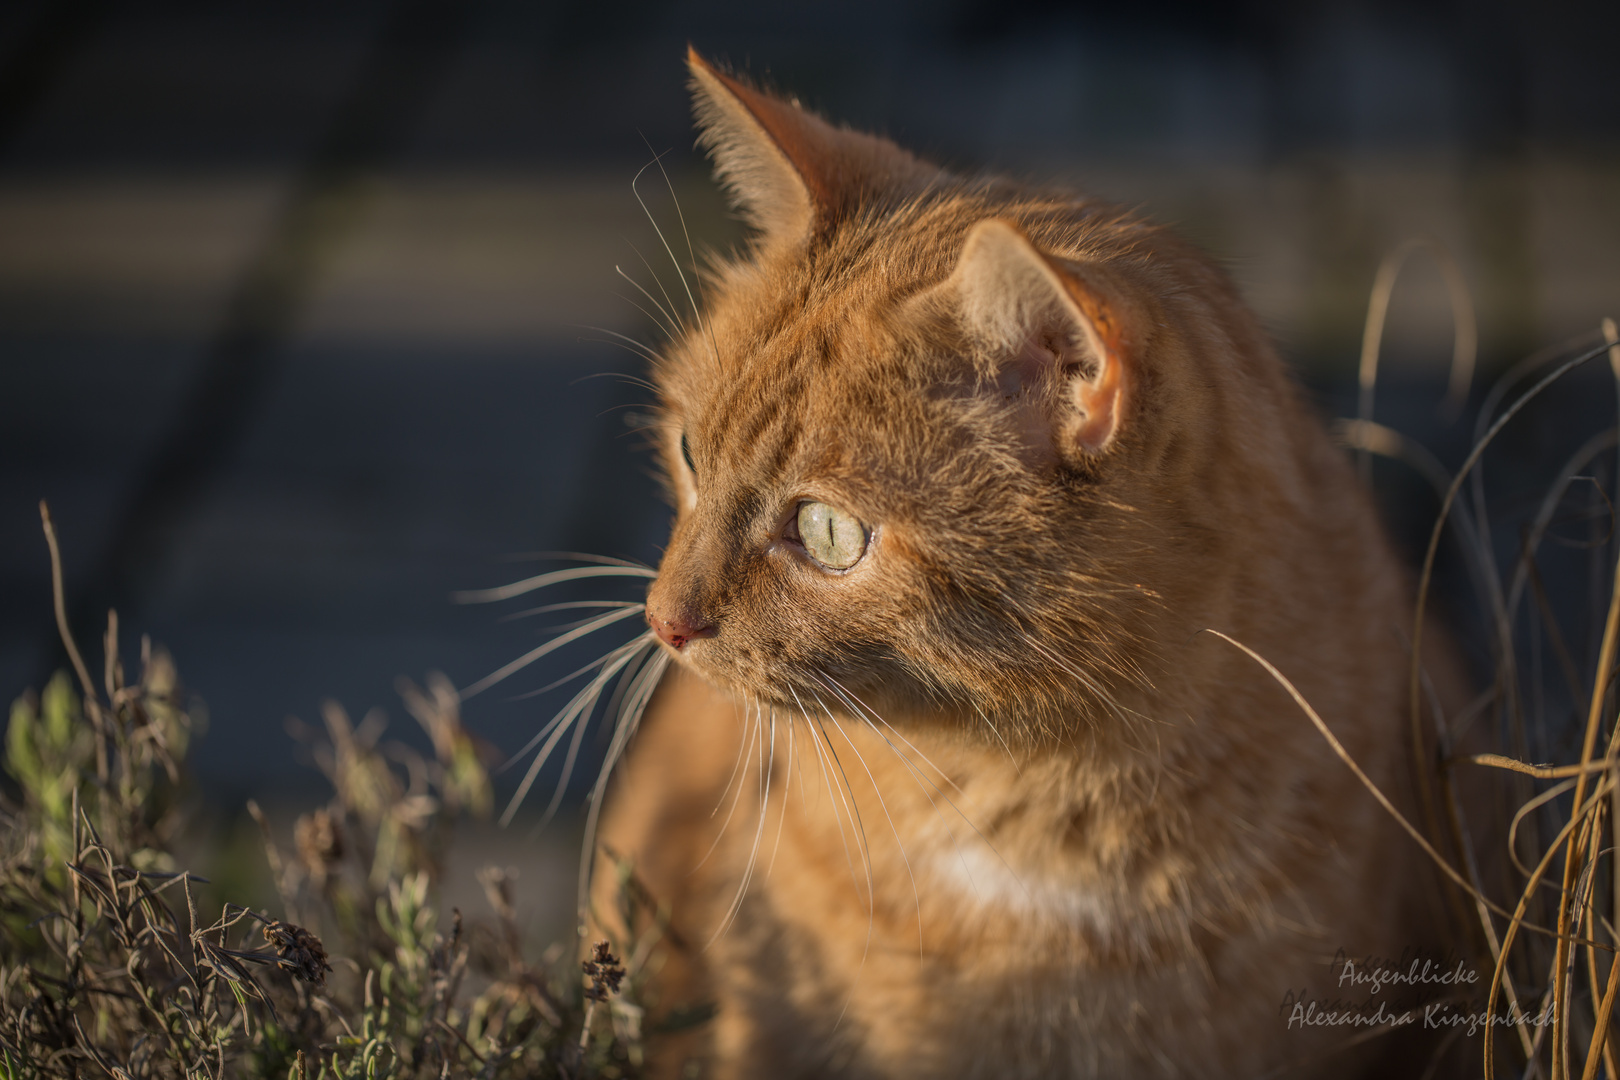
[648,145,725,374]
[818,674,970,799]
[765,709,796,879]
[710,696,755,819]
[454,565,656,605]
[805,688,876,912]
[612,294,681,342]
[500,638,647,826]
[791,685,864,899]
[631,154,707,344]
[615,263,681,339]
[460,604,648,700]
[496,641,647,775]
[538,642,657,827]
[522,613,650,637]
[627,240,688,347]
[806,687,876,1034]
[596,634,657,737]
[710,703,776,945]
[693,698,761,873]
[816,673,1030,905]
[805,684,925,961]
[603,371,661,396]
[574,324,664,366]
[507,640,648,701]
[499,599,645,623]
[496,551,651,568]
[576,638,668,918]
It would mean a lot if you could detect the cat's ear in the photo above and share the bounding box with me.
[686,47,933,245]
[945,220,1131,456]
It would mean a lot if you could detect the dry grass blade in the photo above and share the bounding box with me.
[1552,537,1620,1079]
[1356,235,1478,483]
[1583,947,1620,1080]
[39,500,106,781]
[1468,755,1619,780]
[1206,629,1601,949]
[1409,340,1616,906]
[1209,629,1499,903]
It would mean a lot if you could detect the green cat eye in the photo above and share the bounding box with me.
[796,501,867,571]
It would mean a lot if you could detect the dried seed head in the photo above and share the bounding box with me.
[264,920,332,986]
[581,939,625,1002]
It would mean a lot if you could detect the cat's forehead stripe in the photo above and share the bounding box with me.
[710,362,811,485]
[674,204,973,491]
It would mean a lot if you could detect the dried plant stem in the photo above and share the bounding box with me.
[1408,341,1613,932]
[1444,755,1537,1058]
[246,798,301,923]
[1488,778,1616,1080]
[1356,235,1478,481]
[1553,544,1620,1079]
[1603,314,1620,1080]
[1580,808,1618,1080]
[1209,631,1509,910]
[40,499,108,782]
[1584,940,1620,1080]
[1469,755,1619,780]
[580,1000,597,1051]
[1207,629,1620,1080]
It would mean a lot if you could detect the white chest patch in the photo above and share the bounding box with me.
[926,844,1118,935]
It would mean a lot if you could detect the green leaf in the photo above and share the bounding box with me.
[40,671,78,751]
[6,694,41,787]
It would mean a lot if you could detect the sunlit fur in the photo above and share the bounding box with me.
[592,50,1468,1079]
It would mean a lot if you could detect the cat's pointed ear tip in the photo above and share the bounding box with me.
[685,49,764,117]
[685,44,714,76]
[685,47,740,101]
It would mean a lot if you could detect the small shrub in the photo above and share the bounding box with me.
[0,503,647,1078]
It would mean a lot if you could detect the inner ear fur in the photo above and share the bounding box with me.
[686,47,936,246]
[945,219,1131,456]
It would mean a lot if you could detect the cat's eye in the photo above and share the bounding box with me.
[795,501,868,571]
[680,432,696,475]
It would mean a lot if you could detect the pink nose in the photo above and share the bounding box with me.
[647,607,717,650]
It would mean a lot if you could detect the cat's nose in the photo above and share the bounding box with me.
[647,606,717,650]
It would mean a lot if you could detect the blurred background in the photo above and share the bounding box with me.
[1,0,1618,906]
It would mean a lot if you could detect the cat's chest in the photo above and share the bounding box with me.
[922,841,1120,934]
[908,783,1157,941]
[774,735,1149,941]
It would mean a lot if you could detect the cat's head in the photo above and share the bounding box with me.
[643,49,1281,743]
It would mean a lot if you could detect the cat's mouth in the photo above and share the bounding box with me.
[645,606,716,650]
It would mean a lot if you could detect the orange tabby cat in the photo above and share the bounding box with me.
[592,49,1469,1079]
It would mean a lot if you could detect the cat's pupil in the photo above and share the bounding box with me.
[680,432,696,475]
[797,501,867,570]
